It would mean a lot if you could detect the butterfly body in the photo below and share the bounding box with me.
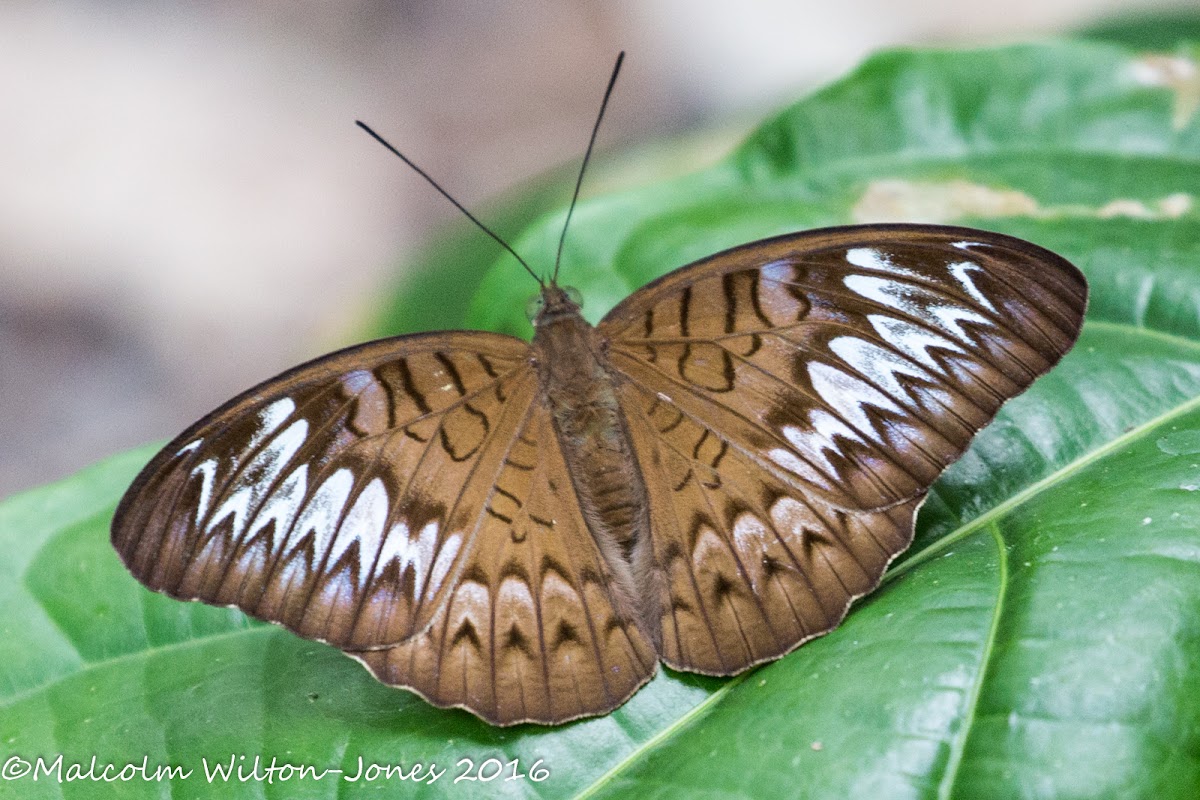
[531,284,663,644]
[113,224,1087,725]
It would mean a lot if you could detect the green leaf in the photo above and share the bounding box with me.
[4,40,1200,799]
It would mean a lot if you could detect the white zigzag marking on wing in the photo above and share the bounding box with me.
[374,521,456,605]
[767,446,829,486]
[190,458,218,525]
[234,397,298,471]
[808,362,901,442]
[846,247,922,278]
[844,274,993,343]
[326,477,390,584]
[770,363,908,482]
[948,260,996,312]
[773,407,866,480]
[867,314,964,373]
[204,416,309,538]
[290,467,355,559]
[243,463,308,552]
[829,335,932,403]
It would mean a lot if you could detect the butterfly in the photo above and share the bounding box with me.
[110,56,1088,726]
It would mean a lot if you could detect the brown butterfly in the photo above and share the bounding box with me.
[111,56,1088,726]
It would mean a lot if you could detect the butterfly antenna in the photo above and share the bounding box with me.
[552,51,625,285]
[355,120,543,286]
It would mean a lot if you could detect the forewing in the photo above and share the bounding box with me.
[350,402,658,725]
[600,224,1087,673]
[113,331,539,650]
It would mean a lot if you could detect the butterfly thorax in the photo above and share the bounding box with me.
[531,285,660,638]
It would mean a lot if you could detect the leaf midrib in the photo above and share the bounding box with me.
[936,522,1009,800]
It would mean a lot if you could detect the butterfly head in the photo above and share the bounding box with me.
[528,284,584,326]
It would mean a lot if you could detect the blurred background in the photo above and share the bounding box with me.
[1,0,1195,499]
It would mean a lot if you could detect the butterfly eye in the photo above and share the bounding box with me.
[525,293,545,321]
[564,286,584,308]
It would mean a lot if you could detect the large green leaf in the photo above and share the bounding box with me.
[4,41,1200,798]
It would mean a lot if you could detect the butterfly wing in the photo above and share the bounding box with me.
[598,224,1087,674]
